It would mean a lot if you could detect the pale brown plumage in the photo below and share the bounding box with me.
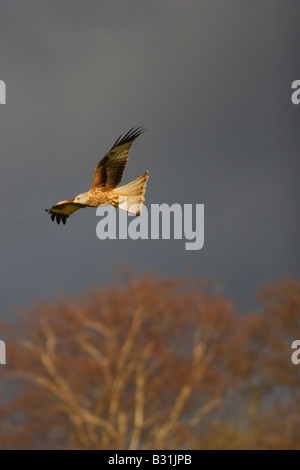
[45,127,148,224]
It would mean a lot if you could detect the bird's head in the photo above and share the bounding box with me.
[74,193,88,205]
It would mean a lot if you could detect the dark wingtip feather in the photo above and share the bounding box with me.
[110,126,146,151]
[47,210,69,225]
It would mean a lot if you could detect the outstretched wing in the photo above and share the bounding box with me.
[91,127,145,189]
[45,199,86,225]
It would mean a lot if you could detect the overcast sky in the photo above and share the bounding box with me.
[0,0,300,317]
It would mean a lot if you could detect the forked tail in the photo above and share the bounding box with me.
[112,171,149,215]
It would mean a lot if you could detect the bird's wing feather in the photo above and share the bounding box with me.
[45,199,86,225]
[91,127,145,189]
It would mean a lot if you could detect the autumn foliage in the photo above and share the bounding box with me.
[0,275,300,449]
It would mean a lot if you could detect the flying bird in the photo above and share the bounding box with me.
[45,127,149,224]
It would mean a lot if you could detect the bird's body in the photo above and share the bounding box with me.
[45,127,148,224]
[74,187,118,207]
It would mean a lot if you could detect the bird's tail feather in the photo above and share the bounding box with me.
[112,171,149,215]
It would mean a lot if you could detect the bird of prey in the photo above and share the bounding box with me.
[45,127,148,225]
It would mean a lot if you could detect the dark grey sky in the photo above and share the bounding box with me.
[1,0,300,316]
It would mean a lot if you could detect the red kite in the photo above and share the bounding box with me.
[45,127,148,224]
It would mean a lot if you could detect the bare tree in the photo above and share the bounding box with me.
[1,275,300,449]
[3,276,238,449]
